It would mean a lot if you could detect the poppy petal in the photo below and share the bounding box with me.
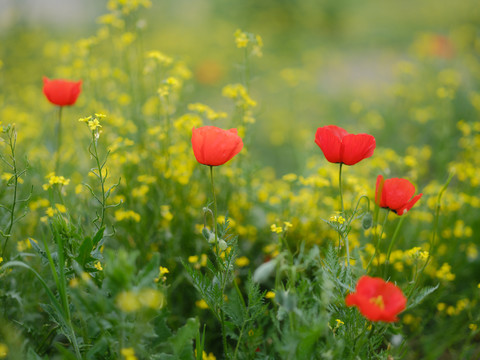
[191,126,243,166]
[315,126,345,164]
[396,193,423,216]
[341,134,376,165]
[382,178,416,213]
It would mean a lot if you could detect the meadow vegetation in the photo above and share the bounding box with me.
[0,0,479,359]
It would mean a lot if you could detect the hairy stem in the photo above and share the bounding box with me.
[209,165,228,359]
[384,216,406,277]
[55,106,63,174]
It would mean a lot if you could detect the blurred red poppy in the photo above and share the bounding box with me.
[346,276,407,322]
[43,77,82,106]
[375,175,423,215]
[315,125,375,165]
[192,126,243,166]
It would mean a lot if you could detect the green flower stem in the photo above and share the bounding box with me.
[384,215,406,277]
[339,163,344,214]
[209,166,218,254]
[43,234,82,359]
[366,207,388,273]
[208,165,228,359]
[55,106,63,174]
[337,163,350,268]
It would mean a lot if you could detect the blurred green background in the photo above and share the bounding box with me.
[1,0,479,175]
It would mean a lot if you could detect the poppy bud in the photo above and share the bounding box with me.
[362,213,373,230]
[218,239,228,251]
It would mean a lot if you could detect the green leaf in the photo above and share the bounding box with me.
[296,327,323,360]
[54,343,78,360]
[85,336,109,360]
[407,284,439,309]
[92,226,105,247]
[136,252,160,287]
[170,317,199,360]
[153,315,173,340]
[76,236,94,267]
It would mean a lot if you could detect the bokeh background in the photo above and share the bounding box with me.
[1,1,480,359]
[2,0,479,175]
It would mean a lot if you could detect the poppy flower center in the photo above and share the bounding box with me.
[369,295,385,310]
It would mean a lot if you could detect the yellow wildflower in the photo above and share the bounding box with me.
[235,256,250,267]
[270,224,283,234]
[114,210,141,222]
[116,291,141,312]
[196,299,209,309]
[121,347,138,360]
[265,291,275,299]
[139,288,165,309]
[0,343,7,358]
[69,278,79,288]
[234,29,249,48]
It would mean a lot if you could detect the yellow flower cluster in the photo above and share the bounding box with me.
[114,210,141,222]
[116,288,165,312]
[233,29,263,57]
[270,224,283,234]
[43,173,70,190]
[188,103,227,121]
[79,113,105,131]
[120,347,138,360]
[329,215,346,224]
[188,254,208,269]
[154,266,169,282]
[435,263,456,282]
[437,298,470,316]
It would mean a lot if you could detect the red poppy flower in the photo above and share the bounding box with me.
[314,125,376,166]
[375,175,423,215]
[345,276,407,322]
[191,126,243,166]
[43,77,82,106]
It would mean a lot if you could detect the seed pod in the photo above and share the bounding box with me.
[362,212,373,230]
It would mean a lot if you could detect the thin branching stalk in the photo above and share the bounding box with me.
[244,46,250,92]
[81,115,121,235]
[43,232,82,359]
[424,172,455,266]
[1,127,19,259]
[91,133,107,229]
